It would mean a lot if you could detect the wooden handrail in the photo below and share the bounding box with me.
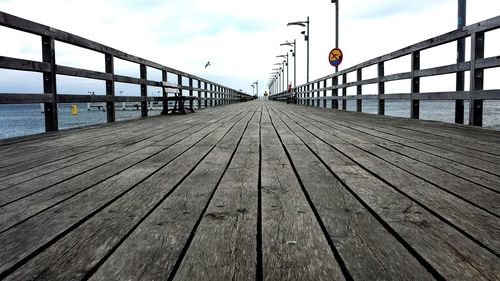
[0,11,251,132]
[270,15,500,126]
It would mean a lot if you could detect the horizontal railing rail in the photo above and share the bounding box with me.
[269,15,500,126]
[0,11,252,132]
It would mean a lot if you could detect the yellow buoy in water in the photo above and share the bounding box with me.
[71,104,77,115]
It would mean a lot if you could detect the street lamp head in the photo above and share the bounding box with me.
[280,41,294,47]
[276,55,286,58]
[287,21,306,27]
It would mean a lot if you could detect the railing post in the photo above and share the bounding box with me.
[342,73,347,110]
[140,64,148,117]
[188,77,194,111]
[161,70,168,115]
[301,86,304,105]
[306,84,310,106]
[210,84,213,107]
[332,76,338,109]
[317,81,320,107]
[177,74,184,111]
[311,83,315,106]
[378,62,385,115]
[411,51,420,119]
[204,82,208,108]
[189,78,193,97]
[105,54,115,122]
[455,0,466,124]
[469,31,484,126]
[216,86,219,106]
[197,80,202,109]
[357,68,362,112]
[42,35,58,131]
[323,80,327,108]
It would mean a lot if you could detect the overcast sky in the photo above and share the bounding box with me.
[1,0,499,95]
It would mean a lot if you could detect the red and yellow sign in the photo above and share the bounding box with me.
[329,48,343,67]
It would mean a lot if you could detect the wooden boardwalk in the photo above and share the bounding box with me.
[0,101,499,280]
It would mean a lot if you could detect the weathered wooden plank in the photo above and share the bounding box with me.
[476,56,500,69]
[342,120,500,175]
[357,143,500,215]
[386,124,500,155]
[346,120,500,164]
[295,110,500,197]
[270,103,500,280]
[0,146,114,189]
[0,121,163,177]
[0,56,51,72]
[0,145,159,233]
[0,104,234,212]
[296,108,500,175]
[0,119,199,192]
[0,146,95,177]
[0,111,240,232]
[113,74,142,85]
[0,109,223,196]
[0,106,210,152]
[275,107,500,193]
[171,121,260,281]
[0,105,252,276]
[56,65,112,80]
[56,94,112,103]
[0,11,51,36]
[90,108,256,281]
[1,108,254,280]
[267,107,435,280]
[280,106,500,251]
[260,111,346,280]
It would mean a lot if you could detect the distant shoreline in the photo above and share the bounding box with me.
[1,101,500,140]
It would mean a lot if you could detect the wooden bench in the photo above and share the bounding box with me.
[161,81,198,115]
[287,95,297,104]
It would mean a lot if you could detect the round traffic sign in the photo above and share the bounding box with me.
[329,48,343,67]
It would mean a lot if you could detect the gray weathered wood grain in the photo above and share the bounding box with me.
[267,106,435,280]
[260,111,346,281]
[172,120,260,281]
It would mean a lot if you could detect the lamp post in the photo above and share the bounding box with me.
[280,40,296,90]
[271,72,278,94]
[276,69,282,93]
[253,80,259,96]
[331,0,339,73]
[251,84,255,96]
[277,54,289,93]
[287,16,309,83]
[273,64,282,93]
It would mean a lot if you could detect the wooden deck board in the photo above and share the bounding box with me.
[266,107,435,280]
[171,114,262,281]
[0,101,499,280]
[274,105,500,252]
[260,111,346,280]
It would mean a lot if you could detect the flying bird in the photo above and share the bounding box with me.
[205,61,211,68]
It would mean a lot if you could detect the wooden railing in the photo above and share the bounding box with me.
[0,11,252,132]
[270,15,500,126]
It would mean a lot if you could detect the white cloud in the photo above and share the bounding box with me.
[0,0,499,95]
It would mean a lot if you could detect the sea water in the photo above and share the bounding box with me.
[1,100,499,140]
[0,103,161,139]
